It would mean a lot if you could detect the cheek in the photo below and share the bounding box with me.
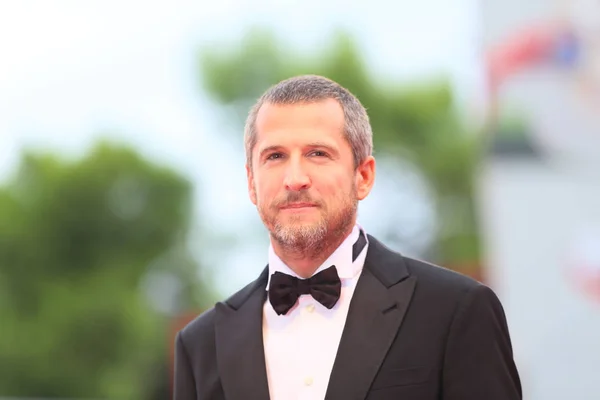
[254,176,279,204]
[319,173,353,197]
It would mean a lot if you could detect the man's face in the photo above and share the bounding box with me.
[246,98,374,251]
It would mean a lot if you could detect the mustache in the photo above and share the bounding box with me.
[273,192,320,208]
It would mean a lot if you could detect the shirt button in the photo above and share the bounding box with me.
[304,376,313,386]
[306,304,315,313]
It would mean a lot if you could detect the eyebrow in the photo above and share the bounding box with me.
[306,142,339,154]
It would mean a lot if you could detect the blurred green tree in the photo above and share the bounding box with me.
[198,28,483,273]
[0,141,214,398]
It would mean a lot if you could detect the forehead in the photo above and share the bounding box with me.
[254,99,346,145]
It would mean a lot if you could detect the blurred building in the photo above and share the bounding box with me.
[477,0,600,399]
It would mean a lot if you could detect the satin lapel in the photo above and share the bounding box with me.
[325,236,417,400]
[215,268,270,400]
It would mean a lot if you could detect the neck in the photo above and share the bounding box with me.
[271,224,355,278]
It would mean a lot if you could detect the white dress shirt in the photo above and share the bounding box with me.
[262,224,369,400]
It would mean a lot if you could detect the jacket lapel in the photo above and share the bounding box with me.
[325,235,417,400]
[215,267,271,400]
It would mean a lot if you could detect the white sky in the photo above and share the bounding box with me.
[0,0,482,294]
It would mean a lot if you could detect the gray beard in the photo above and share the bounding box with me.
[271,218,328,253]
[257,183,358,256]
[268,200,357,256]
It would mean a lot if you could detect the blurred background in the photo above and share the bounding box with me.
[1,0,599,399]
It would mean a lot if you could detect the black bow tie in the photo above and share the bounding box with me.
[268,232,367,316]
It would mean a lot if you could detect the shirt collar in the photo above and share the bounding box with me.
[266,223,368,287]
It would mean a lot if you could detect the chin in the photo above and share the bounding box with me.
[275,219,325,232]
[280,216,320,226]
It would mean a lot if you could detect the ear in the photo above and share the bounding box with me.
[355,156,376,201]
[246,163,257,205]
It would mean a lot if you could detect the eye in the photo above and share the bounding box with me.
[310,150,328,157]
[266,152,283,160]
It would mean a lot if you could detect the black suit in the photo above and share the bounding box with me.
[174,234,522,399]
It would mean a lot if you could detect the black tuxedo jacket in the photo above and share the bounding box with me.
[173,234,522,399]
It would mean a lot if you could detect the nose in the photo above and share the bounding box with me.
[283,158,311,191]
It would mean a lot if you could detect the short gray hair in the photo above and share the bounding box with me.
[244,75,373,167]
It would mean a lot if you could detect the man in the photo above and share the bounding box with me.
[173,75,522,399]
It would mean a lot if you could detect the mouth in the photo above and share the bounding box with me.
[280,202,317,210]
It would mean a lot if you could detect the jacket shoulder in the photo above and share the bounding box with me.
[400,255,491,310]
[405,256,481,290]
[179,268,268,341]
[366,233,482,294]
[179,306,216,345]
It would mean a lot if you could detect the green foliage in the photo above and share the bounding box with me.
[198,28,482,268]
[0,141,211,398]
